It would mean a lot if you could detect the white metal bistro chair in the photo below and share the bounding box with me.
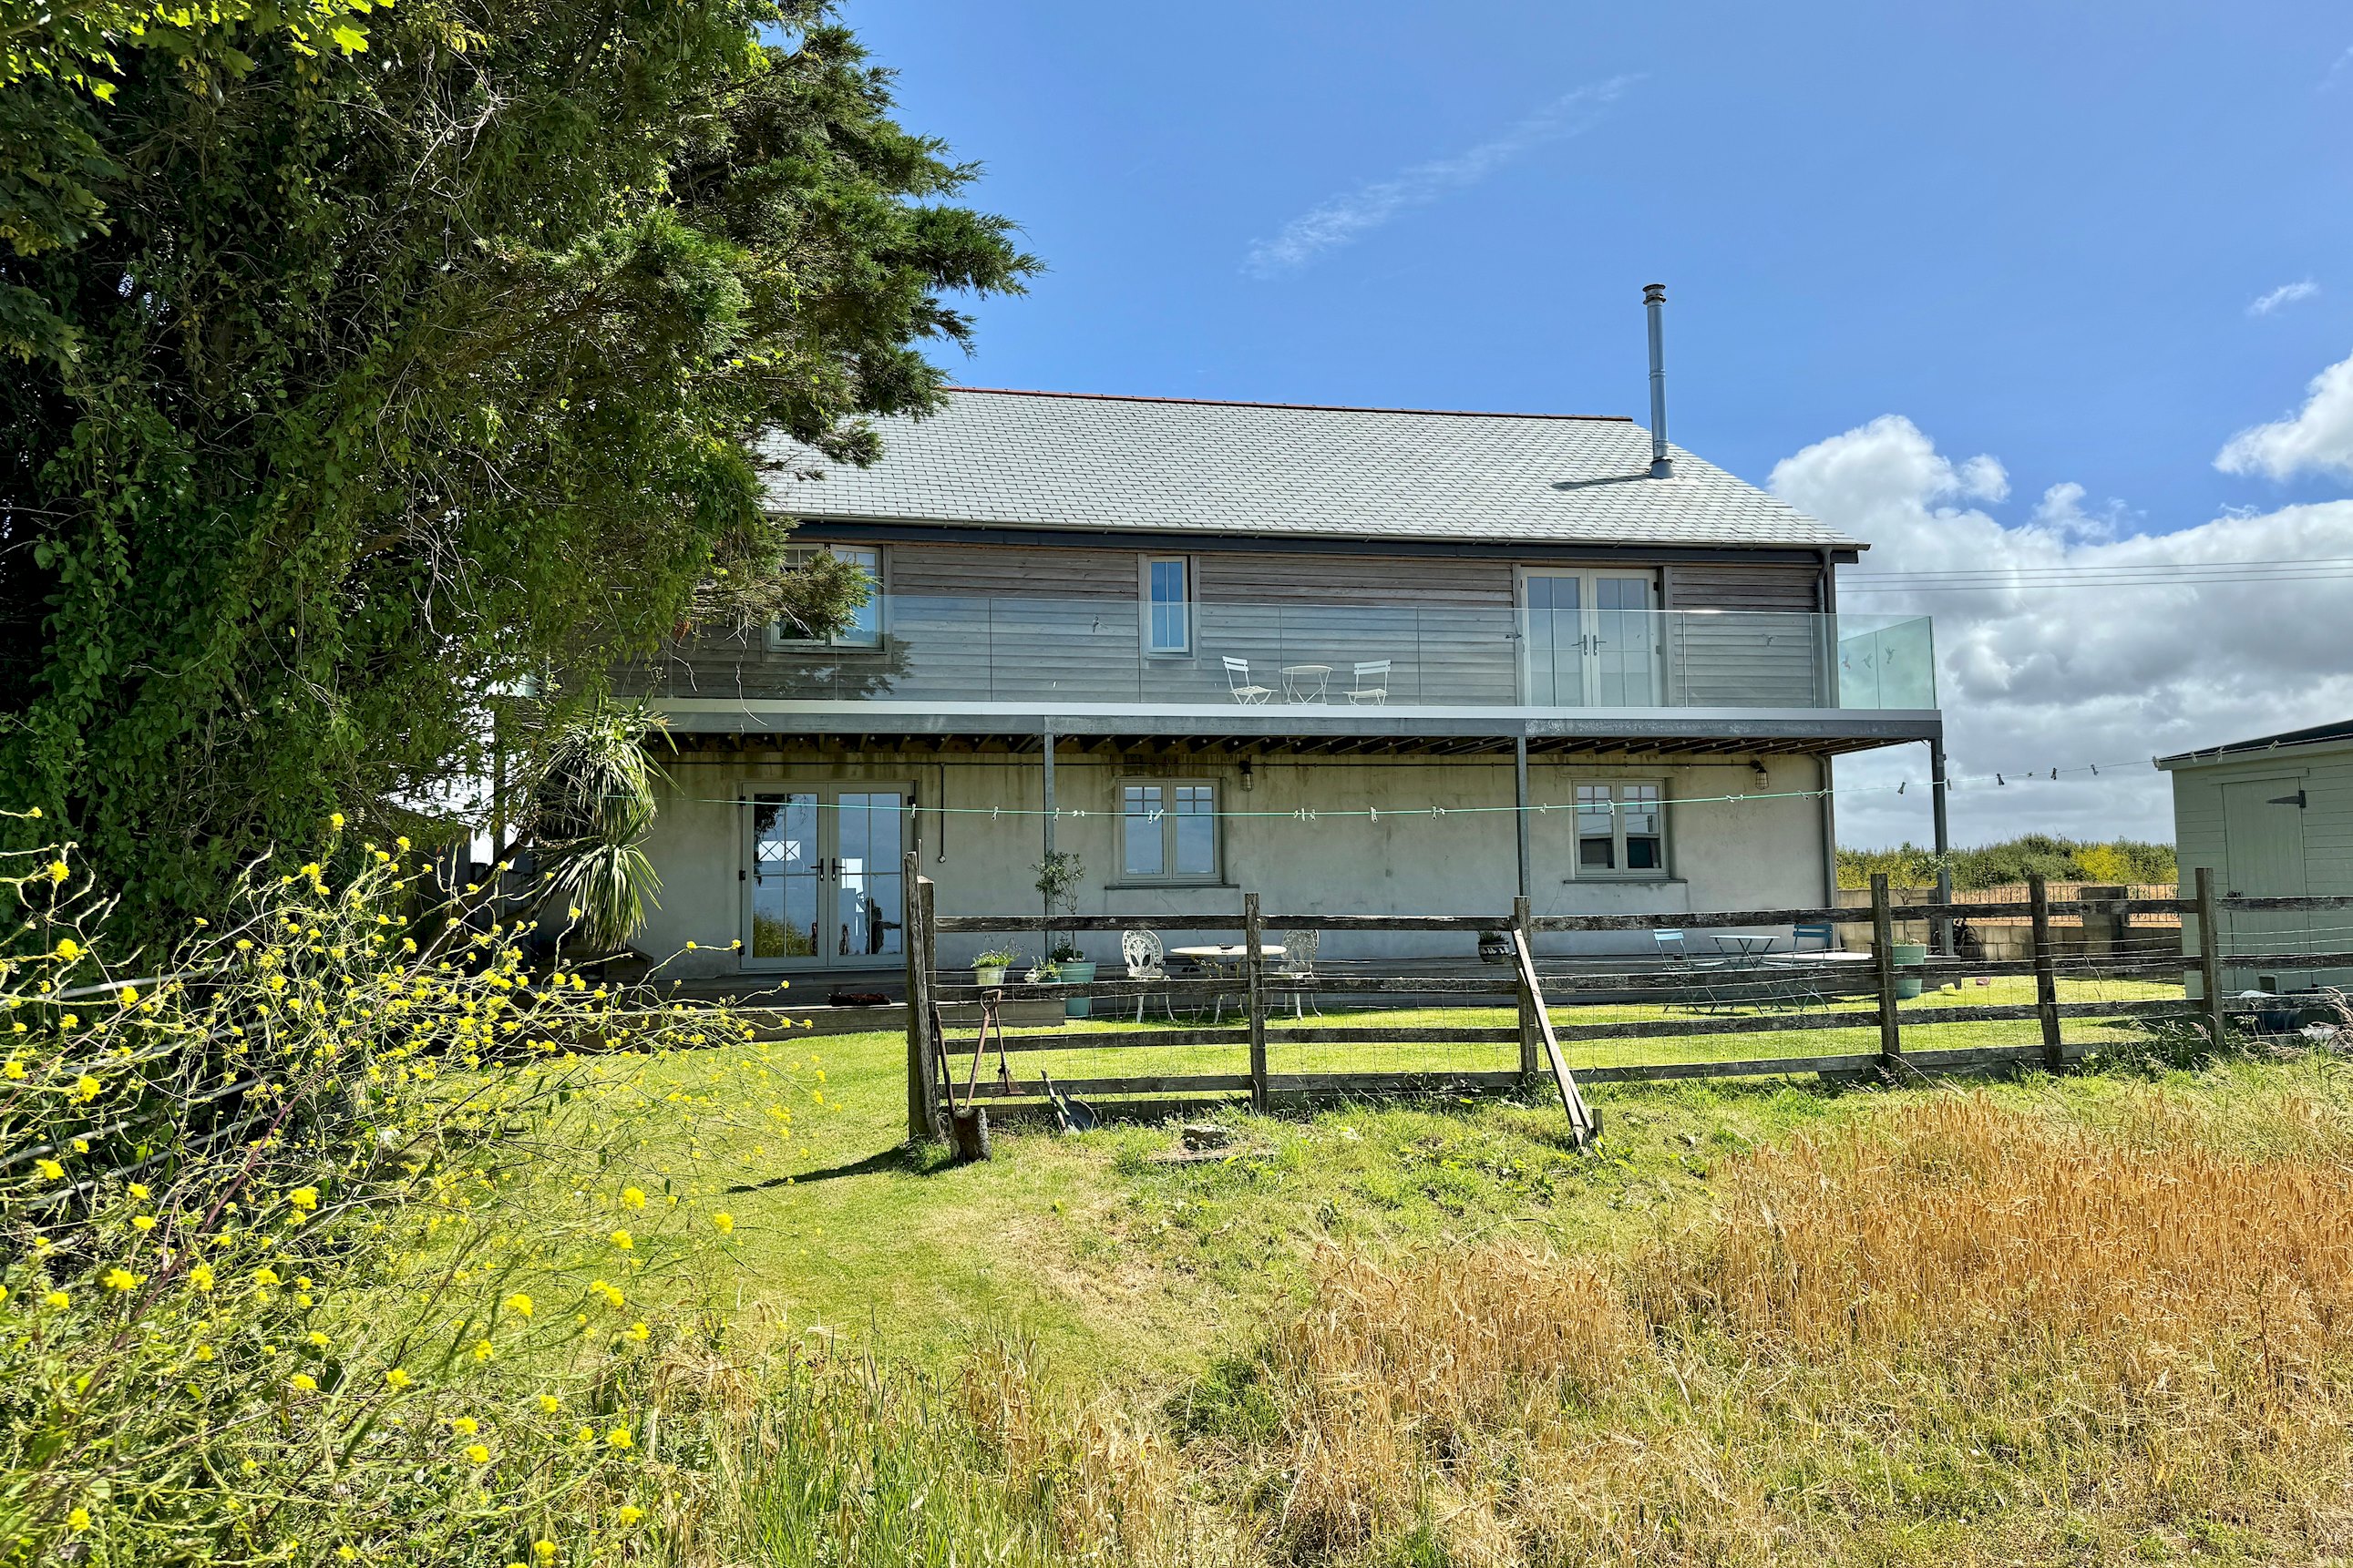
[1121,928,1173,1023]
[1276,928,1322,1018]
[1222,657,1275,705]
[1345,661,1391,706]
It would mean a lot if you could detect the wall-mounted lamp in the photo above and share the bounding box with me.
[1239,755,1256,792]
[1751,763,1771,792]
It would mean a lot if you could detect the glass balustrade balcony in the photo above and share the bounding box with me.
[622,596,1936,713]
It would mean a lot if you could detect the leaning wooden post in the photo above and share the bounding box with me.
[1870,872,1902,1070]
[1514,894,1540,1084]
[2028,873,2063,1069]
[1243,892,1269,1112]
[903,857,936,1142]
[2195,866,2229,1050]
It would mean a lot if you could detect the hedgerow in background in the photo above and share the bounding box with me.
[0,811,820,1565]
[1838,833,2176,890]
[0,0,1035,941]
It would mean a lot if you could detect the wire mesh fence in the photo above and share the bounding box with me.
[902,861,2353,1132]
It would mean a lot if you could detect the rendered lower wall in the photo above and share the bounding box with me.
[633,749,1845,977]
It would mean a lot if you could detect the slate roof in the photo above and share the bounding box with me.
[755,388,1862,551]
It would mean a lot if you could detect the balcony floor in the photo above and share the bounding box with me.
[650,697,1940,758]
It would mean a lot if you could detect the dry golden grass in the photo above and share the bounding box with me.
[1215,1094,2353,1565]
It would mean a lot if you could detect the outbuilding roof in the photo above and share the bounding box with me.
[756,388,1861,551]
[2157,718,2353,768]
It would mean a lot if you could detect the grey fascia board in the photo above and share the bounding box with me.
[650,697,1940,744]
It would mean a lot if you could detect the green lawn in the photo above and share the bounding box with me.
[619,976,2197,1377]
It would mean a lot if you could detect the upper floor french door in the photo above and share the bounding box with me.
[1517,569,1659,706]
[742,787,908,968]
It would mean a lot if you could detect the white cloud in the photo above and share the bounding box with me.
[2215,346,2353,480]
[1772,415,2353,848]
[1244,77,1639,276]
[2247,279,2319,316]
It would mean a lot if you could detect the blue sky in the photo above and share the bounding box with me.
[841,1,2353,845]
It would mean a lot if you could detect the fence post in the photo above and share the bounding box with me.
[1870,872,1902,1069]
[1243,893,1269,1112]
[2028,873,2062,1069]
[2195,866,2229,1050]
[1514,895,1539,1083]
[904,859,937,1142]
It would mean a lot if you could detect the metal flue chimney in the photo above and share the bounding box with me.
[1643,282,1671,477]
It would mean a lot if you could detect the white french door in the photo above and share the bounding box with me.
[743,788,909,968]
[1518,570,1659,705]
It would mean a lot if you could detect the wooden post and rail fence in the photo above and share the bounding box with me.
[899,853,2353,1138]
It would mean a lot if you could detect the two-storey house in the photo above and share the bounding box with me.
[614,384,1939,978]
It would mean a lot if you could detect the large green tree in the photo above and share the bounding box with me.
[0,0,1033,932]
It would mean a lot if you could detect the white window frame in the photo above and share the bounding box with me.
[767,543,884,651]
[1140,555,1194,656]
[1571,779,1669,878]
[1118,778,1221,885]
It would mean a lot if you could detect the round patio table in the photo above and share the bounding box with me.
[1168,942,1287,969]
[1279,665,1332,702]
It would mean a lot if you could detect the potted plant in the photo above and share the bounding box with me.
[1050,940,1097,1018]
[1032,851,1092,1013]
[972,948,1018,987]
[1476,928,1516,966]
[1023,958,1061,985]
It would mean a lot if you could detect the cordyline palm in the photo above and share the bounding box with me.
[534,709,667,952]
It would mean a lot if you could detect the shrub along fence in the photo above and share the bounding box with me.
[899,856,2353,1137]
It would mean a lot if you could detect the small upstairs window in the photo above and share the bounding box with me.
[1143,556,1192,655]
[769,544,881,650]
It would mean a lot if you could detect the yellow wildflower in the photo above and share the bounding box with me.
[128,1183,148,1199]
[194,1344,215,1361]
[73,1074,100,1102]
[616,1505,644,1527]
[54,938,80,961]
[620,1186,646,1211]
[504,1292,533,1319]
[36,1158,62,1181]
[132,1214,157,1232]
[711,1212,735,1235]
[625,1322,650,1342]
[46,1290,69,1309]
[292,1374,318,1392]
[103,1267,140,1291]
[330,812,346,830]
[534,1543,558,1563]
[610,1229,632,1251]
[472,1339,495,1362]
[605,1427,632,1450]
[385,1368,411,1389]
[537,1393,561,1413]
[67,1508,91,1531]
[287,1187,319,1212]
[254,1267,282,1286]
[48,860,69,885]
[465,1443,490,1465]
[3,1061,22,1079]
[451,1416,479,1435]
[308,1331,330,1348]
[190,1264,215,1290]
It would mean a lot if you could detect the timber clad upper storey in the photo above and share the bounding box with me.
[619,390,1937,737]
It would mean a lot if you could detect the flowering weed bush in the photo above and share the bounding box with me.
[0,814,816,1565]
